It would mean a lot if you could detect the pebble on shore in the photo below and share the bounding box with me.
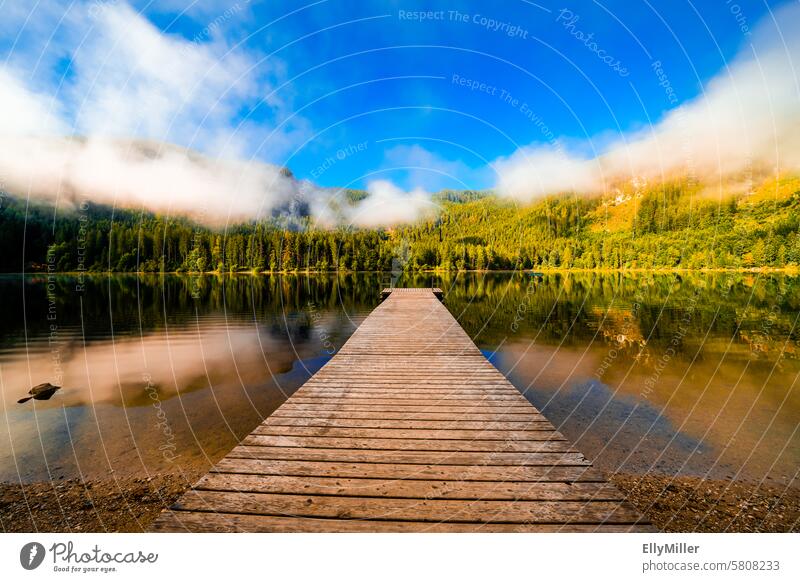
[1,473,797,532]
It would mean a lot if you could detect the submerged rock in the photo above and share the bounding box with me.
[17,383,61,404]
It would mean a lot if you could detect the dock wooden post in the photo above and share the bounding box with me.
[152,288,653,532]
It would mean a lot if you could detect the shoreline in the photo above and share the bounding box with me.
[610,475,800,533]
[7,266,800,276]
[2,474,797,533]
[0,475,193,533]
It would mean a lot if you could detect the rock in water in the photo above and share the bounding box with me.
[17,383,61,404]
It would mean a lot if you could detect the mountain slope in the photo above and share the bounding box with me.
[1,175,799,272]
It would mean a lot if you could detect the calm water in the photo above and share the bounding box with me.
[1,272,798,487]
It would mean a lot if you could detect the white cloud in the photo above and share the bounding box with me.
[0,132,430,229]
[0,1,307,159]
[347,180,434,228]
[0,0,441,231]
[0,66,66,135]
[0,1,327,226]
[494,2,800,199]
[8,1,797,227]
[66,2,269,157]
[381,144,490,192]
[0,136,298,223]
[494,145,598,200]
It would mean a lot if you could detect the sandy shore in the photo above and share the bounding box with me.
[2,473,798,533]
[0,475,193,532]
[610,475,800,533]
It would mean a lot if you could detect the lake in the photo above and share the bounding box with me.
[1,272,798,487]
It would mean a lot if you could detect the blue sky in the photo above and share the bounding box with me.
[1,0,797,222]
[137,0,782,190]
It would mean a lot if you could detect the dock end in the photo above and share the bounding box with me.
[380,287,444,301]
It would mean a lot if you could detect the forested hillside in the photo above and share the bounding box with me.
[1,175,799,273]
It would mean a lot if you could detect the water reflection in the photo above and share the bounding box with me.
[0,271,797,487]
[0,274,377,481]
[438,272,800,487]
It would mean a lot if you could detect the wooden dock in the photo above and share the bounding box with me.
[152,288,652,532]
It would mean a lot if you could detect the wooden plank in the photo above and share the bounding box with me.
[262,417,554,430]
[250,426,562,440]
[273,406,538,418]
[152,511,656,532]
[151,288,651,532]
[210,458,602,481]
[285,397,530,406]
[195,473,623,501]
[270,409,547,421]
[170,490,647,524]
[292,389,527,398]
[241,435,572,452]
[226,446,589,466]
